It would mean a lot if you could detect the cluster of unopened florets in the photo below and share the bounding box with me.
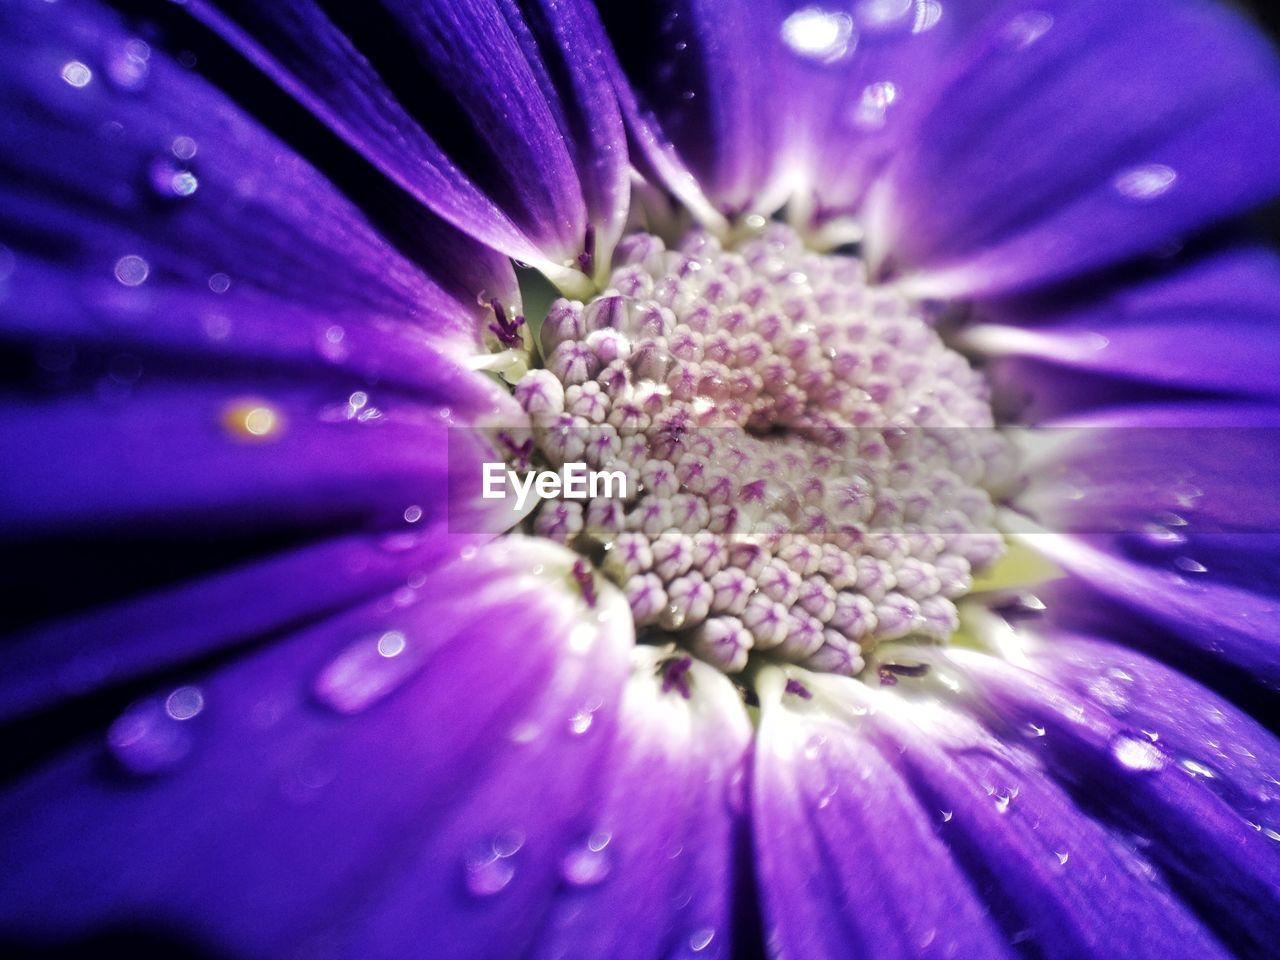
[508,225,1011,677]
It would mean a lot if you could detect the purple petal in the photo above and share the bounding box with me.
[752,667,1014,960]
[941,649,1280,960]
[869,0,1280,296]
[529,652,751,960]
[0,0,519,360]
[0,539,636,958]
[0,528,486,724]
[598,0,798,218]
[1033,633,1280,830]
[864,686,1231,960]
[1,376,508,536]
[1008,402,1280,685]
[968,246,1280,406]
[189,0,628,279]
[791,1,1013,221]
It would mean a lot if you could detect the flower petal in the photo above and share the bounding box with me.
[752,667,1014,960]
[0,529,483,725]
[864,686,1232,960]
[529,650,751,960]
[0,0,519,361]
[1031,633,1280,830]
[188,0,628,282]
[0,539,635,958]
[967,246,1280,411]
[598,0,799,219]
[1007,402,1280,686]
[1,376,506,536]
[936,648,1280,960]
[870,0,1280,296]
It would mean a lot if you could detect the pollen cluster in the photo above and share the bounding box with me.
[508,225,1010,677]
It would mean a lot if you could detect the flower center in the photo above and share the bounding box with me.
[507,225,1010,681]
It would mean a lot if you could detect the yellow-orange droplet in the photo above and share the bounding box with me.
[223,400,282,441]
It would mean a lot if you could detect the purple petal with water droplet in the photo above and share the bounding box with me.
[751,668,1016,960]
[0,529,491,723]
[972,245,1280,412]
[0,0,516,360]
[0,539,636,957]
[188,0,628,274]
[1033,633,1280,828]
[870,0,1280,296]
[528,652,751,960]
[597,0,800,218]
[943,649,1280,958]
[862,687,1233,960]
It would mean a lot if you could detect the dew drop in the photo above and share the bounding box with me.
[568,697,601,735]
[114,255,150,286]
[403,504,423,524]
[1111,733,1166,772]
[561,831,613,887]
[107,699,193,775]
[208,273,231,294]
[912,0,943,32]
[149,157,198,198]
[1002,10,1054,48]
[851,81,898,130]
[464,833,523,897]
[1113,164,1177,201]
[171,135,198,160]
[164,685,204,720]
[61,61,92,88]
[317,324,348,362]
[781,8,856,63]
[222,400,281,440]
[689,927,716,953]
[1179,758,1217,779]
[855,0,912,29]
[313,630,422,714]
[106,38,150,91]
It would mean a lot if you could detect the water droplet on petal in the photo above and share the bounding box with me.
[223,400,281,441]
[1002,10,1054,48]
[114,255,150,286]
[403,504,423,524]
[107,699,193,775]
[689,927,716,953]
[165,685,204,720]
[149,157,198,198]
[317,324,348,362]
[208,273,231,294]
[560,831,613,887]
[61,61,92,88]
[1113,164,1177,201]
[171,135,198,160]
[912,0,943,33]
[781,8,856,63]
[1179,758,1217,779]
[855,0,912,30]
[851,81,898,130]
[106,38,150,91]
[314,630,423,714]
[1111,733,1166,772]
[463,833,523,897]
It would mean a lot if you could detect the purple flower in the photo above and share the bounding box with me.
[3,0,1280,958]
